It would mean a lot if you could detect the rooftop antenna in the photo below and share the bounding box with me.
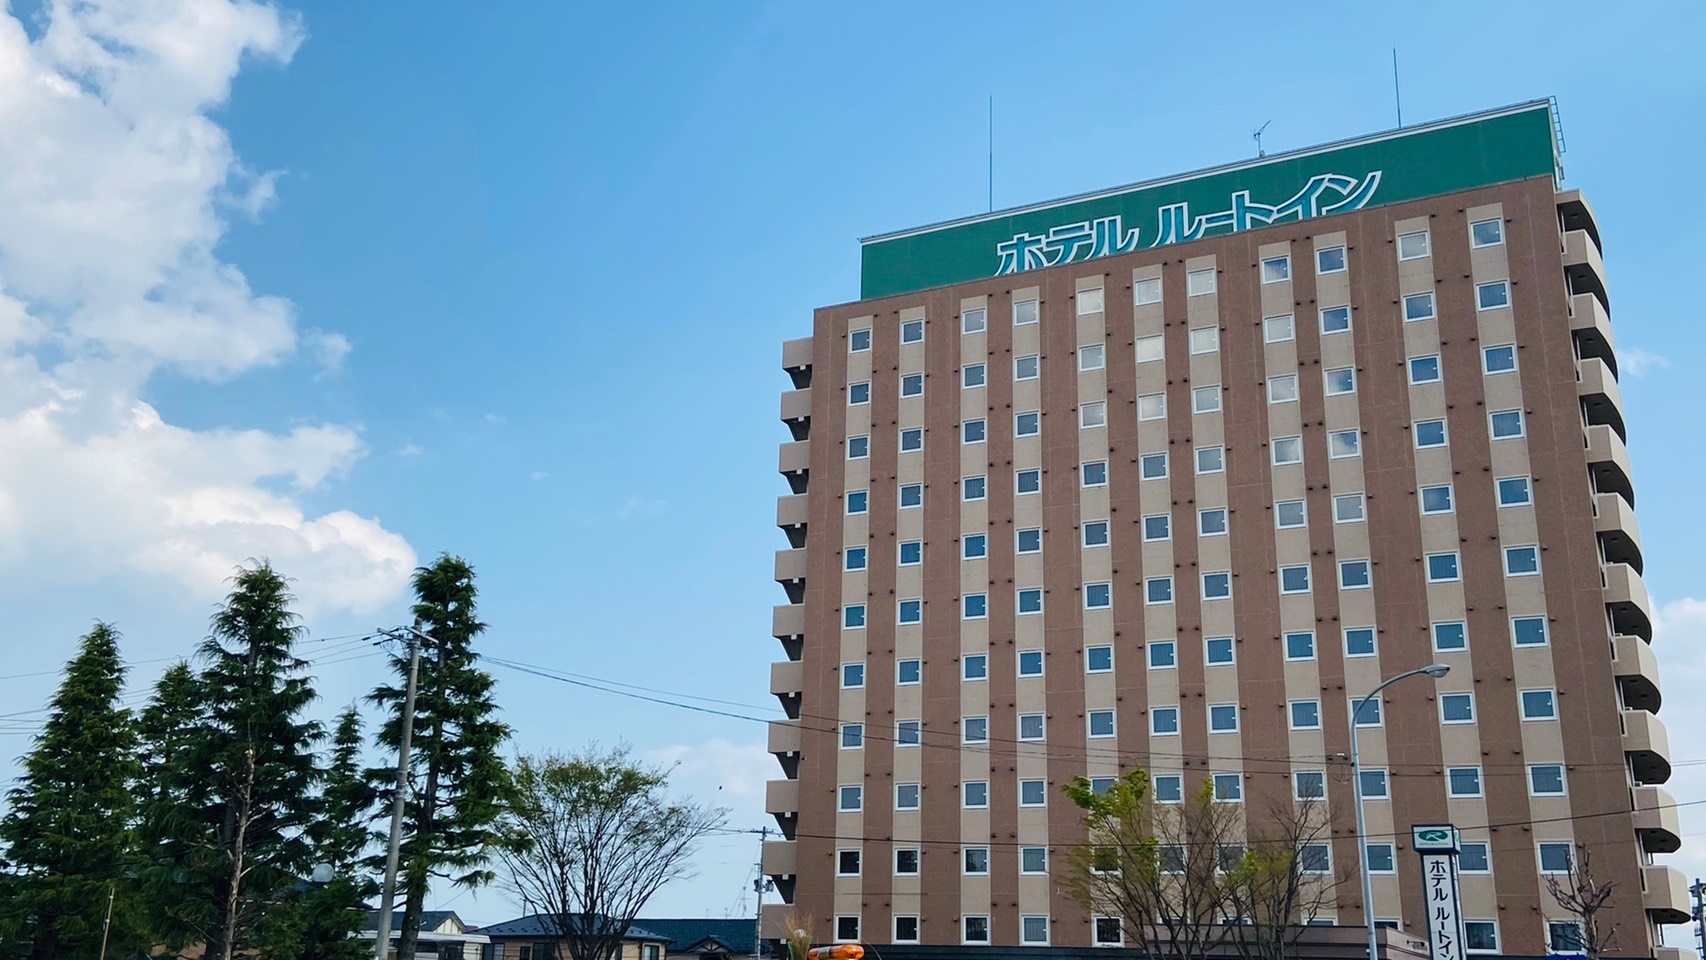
[1393,48,1403,127]
[988,95,994,212]
[1252,120,1272,158]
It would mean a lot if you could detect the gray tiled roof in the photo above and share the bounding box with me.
[477,915,671,942]
[635,919,757,955]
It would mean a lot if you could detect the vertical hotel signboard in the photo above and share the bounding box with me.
[1413,825,1468,960]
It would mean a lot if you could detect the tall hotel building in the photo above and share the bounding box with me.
[762,101,1685,959]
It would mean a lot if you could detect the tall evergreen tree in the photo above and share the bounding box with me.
[133,661,209,950]
[368,555,512,960]
[142,562,324,960]
[0,623,143,960]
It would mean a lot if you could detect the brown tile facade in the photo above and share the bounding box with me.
[766,175,1675,956]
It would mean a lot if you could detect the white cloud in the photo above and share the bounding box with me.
[397,443,424,458]
[484,412,506,424]
[0,0,413,614]
[617,496,667,520]
[644,739,773,811]
[1650,597,1706,932]
[530,470,549,481]
[1619,347,1670,378]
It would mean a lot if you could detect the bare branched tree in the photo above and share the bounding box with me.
[496,747,727,960]
[1224,796,1344,960]
[1545,843,1618,960]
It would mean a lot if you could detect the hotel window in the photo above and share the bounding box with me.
[850,329,872,352]
[1276,499,1306,529]
[1094,917,1124,946]
[1142,514,1169,541]
[963,594,987,619]
[1477,280,1510,311]
[1460,842,1491,874]
[963,363,986,388]
[1521,689,1557,720]
[1290,700,1321,730]
[963,716,989,744]
[836,917,860,944]
[844,547,867,572]
[1334,493,1366,523]
[1317,246,1347,273]
[897,599,921,624]
[1366,844,1396,874]
[1017,527,1042,554]
[1193,385,1222,414]
[1213,774,1243,802]
[1085,520,1111,547]
[1085,583,1111,609]
[899,540,921,565]
[1199,508,1228,536]
[962,307,987,334]
[1149,641,1177,669]
[1345,627,1377,657]
[895,782,920,809]
[1328,430,1360,458]
[1410,354,1441,384]
[1202,572,1231,600]
[1018,650,1043,677]
[1138,392,1167,420]
[842,663,865,688]
[849,381,871,405]
[1268,375,1299,404]
[1015,410,1040,437]
[1353,697,1382,727]
[1512,616,1548,647]
[1464,922,1499,954]
[1272,436,1303,464]
[836,850,861,876]
[1020,779,1048,807]
[839,785,863,811]
[1539,843,1574,874]
[1014,299,1039,325]
[896,720,920,747]
[1501,477,1542,508]
[1018,587,1043,614]
[897,659,921,684]
[1421,484,1454,514]
[901,319,923,343]
[1135,276,1164,304]
[1415,419,1448,448]
[1324,367,1356,396]
[1015,354,1039,380]
[1146,577,1173,604]
[1209,704,1238,733]
[1019,713,1045,740]
[1017,468,1042,494]
[1140,453,1168,480]
[962,419,986,444]
[1185,447,1221,478]
[1490,409,1525,438]
[847,435,868,459]
[1321,304,1352,333]
[1087,645,1113,672]
[1021,847,1049,874]
[843,605,866,628]
[1261,256,1291,283]
[894,848,920,875]
[1077,286,1104,316]
[963,917,991,945]
[1530,764,1567,797]
[963,655,987,681]
[1151,707,1180,735]
[963,844,991,870]
[1427,552,1461,582]
[1285,631,1316,661]
[901,373,923,398]
[1265,314,1295,343]
[1187,268,1216,296]
[1447,767,1483,798]
[1088,710,1116,738]
[1339,560,1371,589]
[1471,218,1504,247]
[899,428,922,452]
[900,482,922,508]
[1505,545,1540,576]
[1398,230,1431,260]
[1434,621,1468,652]
[1359,769,1389,798]
[1483,344,1517,374]
[1083,460,1108,486]
[1080,343,1106,371]
[1280,566,1312,595]
[1206,637,1234,665]
[961,476,985,501]
[1191,326,1220,354]
[1403,292,1436,321]
[1136,335,1164,363]
[1081,401,1108,428]
[1153,775,1183,802]
[1440,693,1475,724]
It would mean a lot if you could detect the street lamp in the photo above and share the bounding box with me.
[1350,663,1450,960]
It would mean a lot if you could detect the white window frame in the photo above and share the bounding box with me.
[1082,460,1109,487]
[1403,292,1436,321]
[901,319,924,344]
[1483,343,1518,375]
[1470,218,1504,248]
[1409,354,1442,384]
[1339,559,1372,590]
[1187,269,1216,296]
[962,363,986,388]
[1328,429,1360,459]
[1085,519,1112,548]
[1199,507,1229,537]
[1193,385,1222,414]
[1414,418,1448,448]
[1196,445,1225,475]
[1077,287,1105,316]
[1202,571,1231,601]
[1261,255,1291,284]
[1520,688,1558,721]
[1398,230,1431,260]
[1079,343,1106,371]
[1081,401,1108,429]
[1013,299,1039,326]
[1138,392,1167,420]
[1439,692,1476,725]
[1268,375,1299,404]
[1427,551,1462,583]
[1334,493,1366,523]
[1264,314,1295,343]
[1190,325,1220,354]
[1504,545,1541,577]
[1529,764,1567,798]
[961,307,987,335]
[1324,366,1356,396]
[1271,436,1303,465]
[1447,766,1484,798]
[1014,409,1041,437]
[1290,700,1322,730]
[1134,276,1164,305]
[1433,621,1468,652]
[849,328,872,352]
[1151,706,1180,736]
[1317,246,1347,274]
[1275,499,1307,529]
[1476,280,1511,311]
[1014,354,1040,381]
[1420,484,1455,515]
[1320,304,1352,334]
[1135,335,1164,363]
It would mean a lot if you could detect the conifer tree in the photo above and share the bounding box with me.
[133,660,209,950]
[0,623,143,960]
[368,555,512,960]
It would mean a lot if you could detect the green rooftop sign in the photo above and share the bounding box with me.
[859,101,1559,301]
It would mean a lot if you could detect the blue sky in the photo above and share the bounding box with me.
[2,0,1705,929]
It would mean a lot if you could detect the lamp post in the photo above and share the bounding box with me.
[1350,663,1450,960]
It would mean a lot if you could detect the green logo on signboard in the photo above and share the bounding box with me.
[1416,829,1451,844]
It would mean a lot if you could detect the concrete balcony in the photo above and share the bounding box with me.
[1613,634,1662,713]
[1587,424,1635,509]
[1577,357,1626,441]
[770,660,802,719]
[1642,864,1691,925]
[1634,785,1682,854]
[779,387,811,441]
[777,440,810,495]
[776,493,807,549]
[1604,562,1654,642]
[1595,493,1644,574]
[1654,947,1698,960]
[768,720,801,778]
[766,777,799,816]
[760,904,791,939]
[762,838,797,878]
[1568,292,1617,377]
[1557,190,1602,256]
[781,337,813,389]
[1622,709,1672,784]
[771,604,804,662]
[774,548,806,604]
[1564,228,1609,312]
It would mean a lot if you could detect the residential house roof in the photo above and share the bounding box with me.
[634,919,758,956]
[476,915,672,942]
[363,911,470,935]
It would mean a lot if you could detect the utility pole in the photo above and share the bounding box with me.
[373,623,426,960]
[98,884,114,960]
[752,826,770,959]
[1690,878,1705,957]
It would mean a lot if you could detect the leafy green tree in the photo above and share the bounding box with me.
[0,623,144,960]
[368,555,512,960]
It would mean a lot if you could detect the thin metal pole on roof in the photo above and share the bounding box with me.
[988,96,994,212]
[1392,49,1403,128]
